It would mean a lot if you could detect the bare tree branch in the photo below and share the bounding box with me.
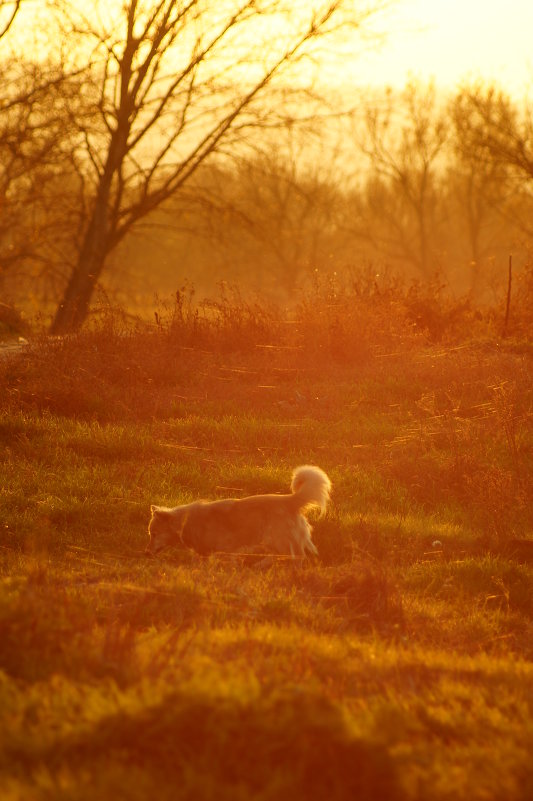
[46,0,387,332]
[0,0,21,40]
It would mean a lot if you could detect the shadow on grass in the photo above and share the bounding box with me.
[5,689,402,801]
[0,576,204,683]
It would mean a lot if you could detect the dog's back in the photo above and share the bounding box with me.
[148,464,331,558]
[181,494,296,555]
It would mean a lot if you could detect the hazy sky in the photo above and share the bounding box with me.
[10,0,533,96]
[358,0,533,93]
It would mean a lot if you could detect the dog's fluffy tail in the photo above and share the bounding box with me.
[290,465,331,516]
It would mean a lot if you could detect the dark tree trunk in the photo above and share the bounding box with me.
[50,251,103,333]
[51,173,113,333]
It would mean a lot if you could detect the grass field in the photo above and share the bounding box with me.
[1,285,532,800]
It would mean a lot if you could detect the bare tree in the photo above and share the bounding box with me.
[348,81,448,276]
[454,83,533,239]
[48,0,384,332]
[178,137,346,294]
[0,56,83,299]
[457,84,533,180]
[0,1,93,306]
[446,89,514,297]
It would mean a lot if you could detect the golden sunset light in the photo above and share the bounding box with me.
[350,0,533,93]
[10,0,533,94]
[1,0,532,316]
[1,3,533,799]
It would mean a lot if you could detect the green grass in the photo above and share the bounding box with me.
[1,311,532,800]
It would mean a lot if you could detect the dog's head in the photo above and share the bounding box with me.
[147,505,184,555]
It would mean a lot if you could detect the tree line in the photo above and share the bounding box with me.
[1,0,532,330]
